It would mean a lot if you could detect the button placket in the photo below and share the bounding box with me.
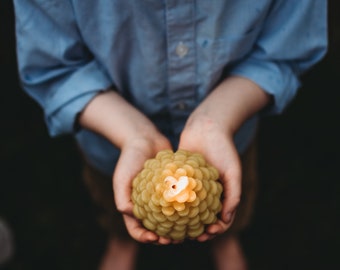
[165,0,196,119]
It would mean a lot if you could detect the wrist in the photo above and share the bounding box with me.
[180,113,234,153]
[121,124,166,151]
[189,76,271,135]
[78,90,159,148]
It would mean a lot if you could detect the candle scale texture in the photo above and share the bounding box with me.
[131,149,223,240]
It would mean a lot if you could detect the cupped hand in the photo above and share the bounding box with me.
[179,115,242,242]
[113,132,179,244]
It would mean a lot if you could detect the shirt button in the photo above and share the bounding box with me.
[176,42,189,58]
[175,101,188,110]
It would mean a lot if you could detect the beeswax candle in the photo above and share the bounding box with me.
[131,149,223,240]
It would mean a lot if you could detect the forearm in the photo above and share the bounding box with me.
[186,76,271,136]
[78,90,161,149]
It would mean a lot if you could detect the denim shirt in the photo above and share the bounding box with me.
[14,0,327,175]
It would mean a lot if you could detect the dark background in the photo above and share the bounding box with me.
[1,1,339,269]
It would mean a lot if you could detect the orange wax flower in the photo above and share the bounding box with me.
[163,175,197,203]
[131,149,223,240]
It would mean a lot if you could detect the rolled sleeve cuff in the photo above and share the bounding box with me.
[230,58,301,114]
[45,61,112,136]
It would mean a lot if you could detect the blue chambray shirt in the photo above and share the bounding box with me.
[13,1,327,176]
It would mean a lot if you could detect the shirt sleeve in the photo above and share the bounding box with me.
[229,0,328,114]
[13,1,112,137]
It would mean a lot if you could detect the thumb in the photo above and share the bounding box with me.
[113,147,146,216]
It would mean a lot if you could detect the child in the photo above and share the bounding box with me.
[13,1,327,269]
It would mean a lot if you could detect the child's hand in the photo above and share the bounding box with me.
[179,116,241,241]
[78,90,175,244]
[113,133,176,245]
[179,76,271,241]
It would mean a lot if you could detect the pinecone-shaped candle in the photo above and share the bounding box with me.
[131,149,223,240]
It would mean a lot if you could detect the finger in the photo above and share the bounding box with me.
[219,156,242,224]
[221,184,240,224]
[158,237,172,245]
[196,218,232,242]
[206,212,236,235]
[123,214,159,243]
[196,232,215,242]
[113,148,147,215]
